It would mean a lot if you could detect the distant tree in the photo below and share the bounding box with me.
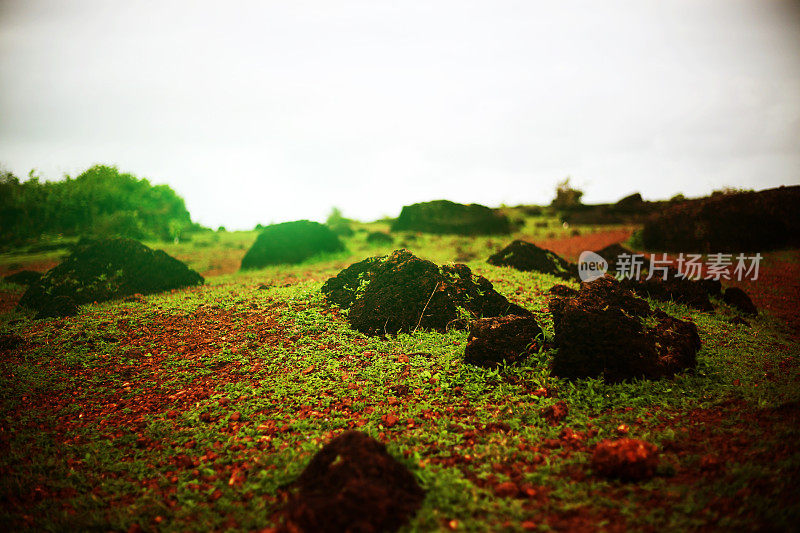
[551,177,584,209]
[0,164,195,246]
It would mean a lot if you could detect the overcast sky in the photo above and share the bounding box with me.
[1,1,799,229]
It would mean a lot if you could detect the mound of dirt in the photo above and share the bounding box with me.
[3,270,42,286]
[619,275,714,312]
[322,249,530,335]
[464,314,543,368]
[34,295,79,319]
[366,231,394,245]
[240,220,344,269]
[641,186,800,252]
[591,438,659,481]
[487,240,577,281]
[549,277,700,382]
[593,243,633,273]
[279,431,424,533]
[723,287,758,315]
[0,333,23,354]
[18,238,203,318]
[391,200,511,235]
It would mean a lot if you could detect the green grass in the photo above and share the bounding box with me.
[1,216,798,531]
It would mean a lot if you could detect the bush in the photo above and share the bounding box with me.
[391,200,511,235]
[240,220,344,269]
[0,165,194,246]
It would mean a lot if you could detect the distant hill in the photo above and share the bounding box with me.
[0,165,199,246]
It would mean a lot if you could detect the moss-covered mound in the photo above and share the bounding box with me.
[18,238,203,318]
[280,431,424,533]
[619,275,715,312]
[464,314,543,368]
[641,186,800,252]
[549,277,700,383]
[488,240,576,280]
[322,249,530,335]
[366,231,394,245]
[593,243,633,274]
[4,270,42,286]
[240,220,344,269]
[391,200,511,235]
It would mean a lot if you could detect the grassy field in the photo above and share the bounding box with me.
[1,216,799,532]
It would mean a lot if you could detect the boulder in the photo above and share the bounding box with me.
[391,200,511,235]
[240,220,344,269]
[322,249,530,335]
[17,238,203,319]
[464,314,543,368]
[280,431,424,533]
[549,277,700,382]
[488,240,576,281]
[722,287,757,315]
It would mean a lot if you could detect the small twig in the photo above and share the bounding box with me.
[413,282,440,334]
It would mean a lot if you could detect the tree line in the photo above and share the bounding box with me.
[0,165,199,246]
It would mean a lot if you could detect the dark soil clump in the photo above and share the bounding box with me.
[593,243,633,273]
[240,220,344,269]
[279,431,424,533]
[488,240,576,280]
[641,186,800,252]
[723,287,758,315]
[620,275,714,312]
[591,438,659,481]
[464,314,543,368]
[550,277,700,382]
[391,200,511,235]
[0,333,24,354]
[18,238,203,318]
[322,249,530,335]
[4,270,42,286]
[540,401,569,425]
[366,231,394,245]
[34,295,79,319]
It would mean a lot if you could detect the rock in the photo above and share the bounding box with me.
[722,287,758,315]
[240,220,344,269]
[550,277,700,382]
[488,240,576,280]
[366,231,394,245]
[17,238,202,319]
[464,314,543,368]
[322,249,530,335]
[280,431,424,533]
[3,270,42,286]
[391,199,511,235]
[591,438,659,481]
